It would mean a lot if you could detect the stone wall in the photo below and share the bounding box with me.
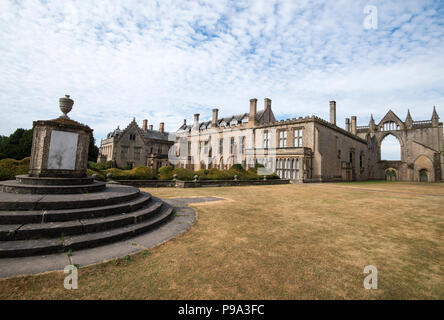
[313,122,371,181]
[115,179,290,188]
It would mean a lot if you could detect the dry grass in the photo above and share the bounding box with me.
[0,182,443,299]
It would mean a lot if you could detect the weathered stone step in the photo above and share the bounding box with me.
[0,180,106,194]
[65,205,174,252]
[0,184,140,211]
[15,175,94,186]
[11,200,163,240]
[0,238,63,258]
[0,192,152,224]
[0,204,174,257]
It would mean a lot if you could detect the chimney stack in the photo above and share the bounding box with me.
[159,122,164,133]
[142,119,148,131]
[345,118,350,132]
[193,113,200,130]
[329,101,336,125]
[351,116,357,135]
[183,119,187,126]
[264,98,272,109]
[249,98,257,126]
[212,108,219,128]
[149,124,153,131]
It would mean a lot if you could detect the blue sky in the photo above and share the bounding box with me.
[0,0,443,158]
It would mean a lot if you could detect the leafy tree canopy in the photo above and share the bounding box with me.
[0,128,33,160]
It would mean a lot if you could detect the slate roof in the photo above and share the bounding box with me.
[107,118,170,142]
[177,112,251,132]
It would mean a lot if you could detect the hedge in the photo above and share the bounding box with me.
[104,166,157,180]
[164,166,280,181]
[0,157,30,181]
[0,158,280,182]
[158,166,174,180]
[87,161,113,171]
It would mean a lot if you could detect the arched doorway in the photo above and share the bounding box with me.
[419,169,428,182]
[380,134,401,160]
[385,169,397,181]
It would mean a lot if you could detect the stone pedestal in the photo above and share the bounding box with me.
[28,96,92,178]
[0,95,174,258]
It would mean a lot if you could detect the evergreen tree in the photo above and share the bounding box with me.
[88,134,99,162]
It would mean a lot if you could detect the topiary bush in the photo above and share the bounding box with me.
[0,157,30,181]
[158,166,174,180]
[87,161,107,171]
[172,168,195,181]
[130,166,157,180]
[104,166,157,180]
[254,162,265,169]
[265,173,280,179]
[230,163,244,171]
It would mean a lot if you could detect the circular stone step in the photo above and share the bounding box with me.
[0,198,175,257]
[0,184,140,210]
[0,180,106,194]
[0,193,152,224]
[15,175,94,186]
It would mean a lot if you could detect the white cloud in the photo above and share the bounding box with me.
[0,0,443,144]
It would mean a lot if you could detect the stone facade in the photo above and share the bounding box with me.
[174,99,443,182]
[98,118,173,171]
[356,107,443,182]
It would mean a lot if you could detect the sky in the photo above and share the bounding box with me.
[0,0,443,159]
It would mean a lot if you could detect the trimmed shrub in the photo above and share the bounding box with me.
[130,166,157,180]
[0,157,30,181]
[172,168,195,181]
[104,166,157,180]
[88,160,113,171]
[230,163,244,171]
[158,166,174,180]
[254,162,265,169]
[88,161,107,171]
[87,169,106,181]
[265,173,280,180]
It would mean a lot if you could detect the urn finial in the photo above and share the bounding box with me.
[59,94,74,119]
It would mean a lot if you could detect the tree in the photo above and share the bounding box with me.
[0,128,33,160]
[88,133,99,162]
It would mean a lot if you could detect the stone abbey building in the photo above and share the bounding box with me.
[98,118,173,171]
[173,98,443,182]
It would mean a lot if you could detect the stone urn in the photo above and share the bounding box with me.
[59,94,74,119]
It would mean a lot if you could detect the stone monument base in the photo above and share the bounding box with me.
[0,175,106,194]
[0,176,174,257]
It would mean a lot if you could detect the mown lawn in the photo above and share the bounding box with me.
[0,182,443,299]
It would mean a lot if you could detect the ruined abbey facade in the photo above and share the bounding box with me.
[174,99,443,182]
[355,107,443,182]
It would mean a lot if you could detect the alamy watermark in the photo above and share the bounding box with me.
[64,264,78,290]
[363,265,378,289]
[363,5,378,30]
